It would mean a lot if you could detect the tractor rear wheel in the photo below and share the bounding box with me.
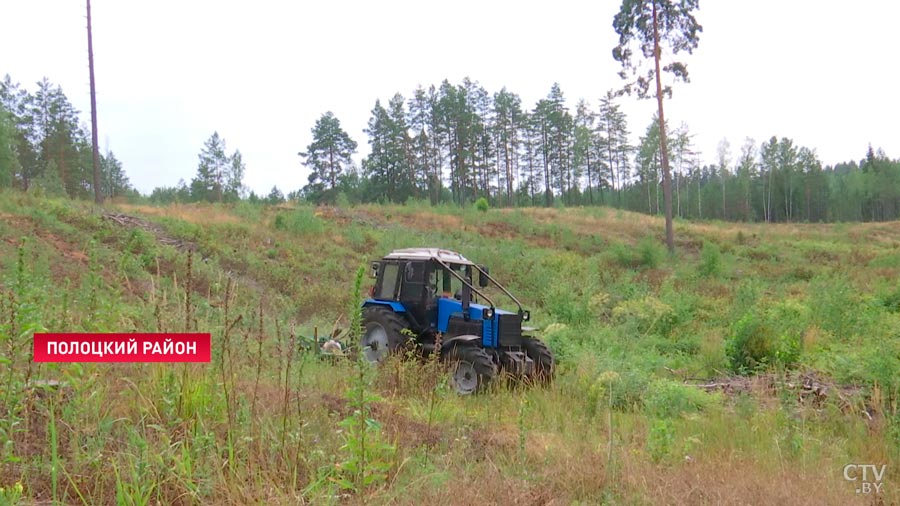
[522,337,554,383]
[446,345,497,395]
[361,306,409,363]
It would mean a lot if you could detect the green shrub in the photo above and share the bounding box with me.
[643,379,719,418]
[888,413,900,456]
[273,208,324,235]
[725,300,808,373]
[637,236,664,268]
[698,241,722,277]
[647,419,675,463]
[541,323,576,364]
[335,192,351,208]
[731,279,761,319]
[879,284,900,313]
[650,333,701,356]
[726,312,775,373]
[613,296,677,335]
[589,292,614,321]
[607,236,664,269]
[808,275,868,340]
[608,242,636,268]
[232,201,264,221]
[543,282,591,326]
[0,481,24,505]
[825,339,900,402]
[588,369,650,412]
[869,252,900,268]
[474,197,489,213]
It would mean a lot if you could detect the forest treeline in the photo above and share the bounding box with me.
[292,78,900,223]
[2,73,899,223]
[0,75,132,200]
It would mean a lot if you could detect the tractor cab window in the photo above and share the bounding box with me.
[427,265,440,299]
[404,261,424,283]
[378,263,400,300]
[436,263,469,299]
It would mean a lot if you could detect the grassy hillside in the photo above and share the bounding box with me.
[1,190,898,504]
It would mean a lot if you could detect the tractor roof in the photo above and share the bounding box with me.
[383,248,473,265]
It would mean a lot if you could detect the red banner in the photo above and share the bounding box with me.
[33,333,211,363]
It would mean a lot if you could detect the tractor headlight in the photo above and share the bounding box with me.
[483,308,494,319]
[522,310,530,322]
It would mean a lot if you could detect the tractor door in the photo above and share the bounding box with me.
[398,261,428,330]
[375,261,401,300]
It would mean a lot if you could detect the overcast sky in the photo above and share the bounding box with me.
[3,1,899,195]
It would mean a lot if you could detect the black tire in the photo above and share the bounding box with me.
[522,336,554,383]
[446,345,498,395]
[361,306,410,363]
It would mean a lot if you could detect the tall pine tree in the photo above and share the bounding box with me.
[300,112,357,204]
[614,0,702,251]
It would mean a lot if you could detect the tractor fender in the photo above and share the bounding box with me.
[362,299,406,313]
[441,334,481,350]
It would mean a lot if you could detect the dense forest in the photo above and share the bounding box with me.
[2,73,899,223]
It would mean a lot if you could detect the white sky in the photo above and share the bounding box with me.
[3,0,898,195]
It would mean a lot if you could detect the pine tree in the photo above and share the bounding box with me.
[99,150,130,198]
[669,123,696,218]
[387,94,417,200]
[777,137,798,222]
[364,100,411,203]
[574,99,599,204]
[614,0,702,251]
[532,99,554,206]
[519,111,541,206]
[226,149,246,201]
[470,82,494,202]
[300,112,357,204]
[598,90,632,207]
[759,137,778,222]
[716,138,731,220]
[31,79,90,198]
[541,84,574,204]
[493,87,523,206]
[191,132,229,202]
[266,185,285,204]
[0,105,18,188]
[34,159,66,197]
[735,138,757,221]
[637,116,664,214]
[0,76,36,189]
[798,146,827,222]
[408,86,438,202]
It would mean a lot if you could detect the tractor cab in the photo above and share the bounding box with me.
[362,248,552,394]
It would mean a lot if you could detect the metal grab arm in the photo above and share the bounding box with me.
[433,258,496,308]
[471,264,523,313]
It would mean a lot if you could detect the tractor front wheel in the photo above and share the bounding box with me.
[361,306,409,364]
[522,336,554,383]
[447,345,497,395]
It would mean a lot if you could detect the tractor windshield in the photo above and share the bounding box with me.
[431,262,467,299]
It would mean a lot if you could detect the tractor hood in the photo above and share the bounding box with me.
[435,298,514,333]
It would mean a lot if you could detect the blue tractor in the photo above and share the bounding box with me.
[361,248,554,394]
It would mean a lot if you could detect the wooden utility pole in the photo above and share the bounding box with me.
[87,0,103,204]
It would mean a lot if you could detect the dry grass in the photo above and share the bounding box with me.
[620,458,874,506]
[116,203,243,225]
